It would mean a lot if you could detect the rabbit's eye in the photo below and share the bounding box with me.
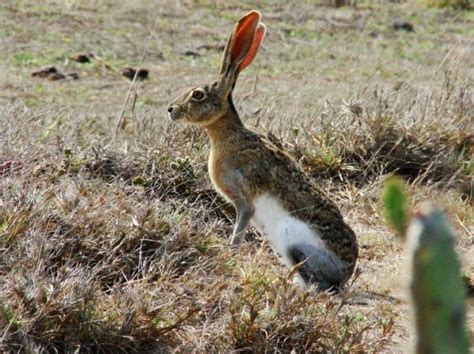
[191,89,206,101]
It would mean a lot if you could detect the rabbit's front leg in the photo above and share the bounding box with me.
[230,201,255,247]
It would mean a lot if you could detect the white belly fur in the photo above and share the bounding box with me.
[251,194,327,266]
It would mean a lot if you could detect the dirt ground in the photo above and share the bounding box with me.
[0,1,472,352]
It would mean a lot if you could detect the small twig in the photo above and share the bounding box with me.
[131,92,138,118]
[252,72,259,94]
[155,307,201,336]
[113,12,161,140]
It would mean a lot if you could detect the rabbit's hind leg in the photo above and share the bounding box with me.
[287,244,346,292]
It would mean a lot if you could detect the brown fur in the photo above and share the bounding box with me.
[206,109,358,270]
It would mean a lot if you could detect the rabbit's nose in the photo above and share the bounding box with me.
[167,105,179,120]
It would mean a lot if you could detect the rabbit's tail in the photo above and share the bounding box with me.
[288,244,349,291]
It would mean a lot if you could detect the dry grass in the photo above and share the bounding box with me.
[0,0,473,352]
[425,0,472,10]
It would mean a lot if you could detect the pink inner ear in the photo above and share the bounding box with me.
[238,23,266,72]
[230,11,261,65]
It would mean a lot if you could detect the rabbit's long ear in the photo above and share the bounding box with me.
[217,10,266,96]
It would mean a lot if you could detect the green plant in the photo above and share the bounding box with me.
[407,206,470,354]
[383,176,409,237]
[383,179,470,353]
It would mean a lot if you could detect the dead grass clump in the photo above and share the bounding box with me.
[292,85,472,197]
[0,269,194,352]
[425,0,472,9]
[192,261,396,352]
[298,119,470,191]
[1,271,143,352]
[341,118,469,183]
[320,0,357,7]
[0,174,221,351]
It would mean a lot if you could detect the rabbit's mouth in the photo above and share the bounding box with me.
[167,111,179,121]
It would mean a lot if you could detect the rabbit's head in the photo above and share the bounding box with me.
[167,10,266,126]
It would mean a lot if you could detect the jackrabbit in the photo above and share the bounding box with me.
[167,10,358,291]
